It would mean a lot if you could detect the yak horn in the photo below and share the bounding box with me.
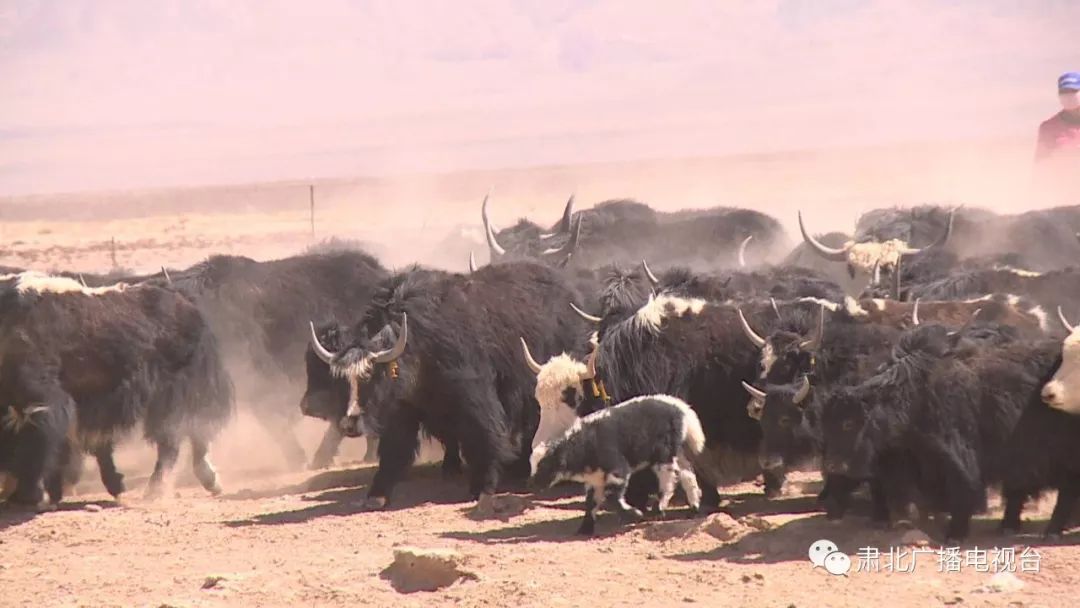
[799,304,825,350]
[468,251,478,273]
[310,322,336,364]
[541,215,582,257]
[539,195,575,239]
[641,259,660,287]
[741,381,767,401]
[912,298,921,326]
[1058,306,1076,333]
[520,337,543,374]
[737,308,766,349]
[481,194,506,257]
[770,297,782,320]
[898,207,956,255]
[737,235,753,268]
[371,313,408,363]
[569,302,602,324]
[798,211,850,261]
[792,375,811,406]
[582,346,598,381]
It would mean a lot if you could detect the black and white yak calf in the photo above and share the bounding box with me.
[309,262,590,513]
[0,272,233,509]
[529,395,705,535]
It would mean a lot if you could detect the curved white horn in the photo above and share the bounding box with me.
[799,304,825,350]
[539,195,575,239]
[798,211,850,261]
[541,215,582,257]
[737,235,753,268]
[898,207,957,255]
[792,375,811,406]
[468,251,478,273]
[372,313,408,363]
[481,194,506,257]
[161,267,172,285]
[309,322,336,364]
[1058,306,1076,333]
[582,346,598,381]
[912,298,921,326]
[770,297,782,320]
[569,302,602,324]
[741,381,767,401]
[520,337,543,374]
[737,308,766,349]
[78,274,88,288]
[641,259,660,287]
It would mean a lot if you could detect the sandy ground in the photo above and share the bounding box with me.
[2,455,1078,608]
[2,146,1079,606]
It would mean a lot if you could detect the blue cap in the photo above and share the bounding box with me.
[1060,72,1080,92]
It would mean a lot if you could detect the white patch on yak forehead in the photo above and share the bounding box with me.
[532,353,589,448]
[13,271,127,296]
[635,294,707,330]
[331,356,373,381]
[534,354,588,410]
[846,240,904,271]
[1044,330,1080,414]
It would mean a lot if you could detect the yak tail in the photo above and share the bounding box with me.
[681,408,706,457]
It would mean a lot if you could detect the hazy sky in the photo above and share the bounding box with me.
[1,0,1077,195]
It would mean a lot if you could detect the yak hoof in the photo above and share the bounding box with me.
[618,508,644,523]
[575,522,596,536]
[363,496,388,511]
[36,501,58,513]
[474,493,497,517]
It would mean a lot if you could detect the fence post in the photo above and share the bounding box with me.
[309,184,315,240]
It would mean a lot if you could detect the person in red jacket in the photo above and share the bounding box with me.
[1034,72,1080,204]
[1035,72,1080,161]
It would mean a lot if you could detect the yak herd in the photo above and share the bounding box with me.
[3,196,1080,544]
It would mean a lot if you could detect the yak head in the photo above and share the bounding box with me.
[738,303,825,387]
[481,194,582,267]
[741,375,815,472]
[520,334,606,449]
[309,313,409,438]
[1043,308,1080,413]
[797,209,955,299]
[300,322,353,422]
[818,384,879,479]
[527,436,573,490]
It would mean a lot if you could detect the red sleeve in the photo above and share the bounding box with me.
[1035,118,1057,162]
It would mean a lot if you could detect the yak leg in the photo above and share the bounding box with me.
[938,449,982,543]
[362,435,380,464]
[191,436,223,495]
[441,436,463,478]
[94,444,126,498]
[577,486,599,536]
[457,387,512,504]
[603,466,642,520]
[1000,488,1027,534]
[763,467,786,498]
[675,455,703,512]
[145,437,180,500]
[1045,476,1080,538]
[366,407,421,509]
[309,424,344,470]
[654,463,679,515]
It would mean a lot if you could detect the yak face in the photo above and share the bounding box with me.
[739,304,825,384]
[750,377,815,472]
[482,194,580,267]
[528,440,569,489]
[300,323,352,422]
[819,387,876,479]
[1043,325,1080,413]
[309,314,409,439]
[521,337,605,449]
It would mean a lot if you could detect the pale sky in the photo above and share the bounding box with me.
[1,0,1077,195]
